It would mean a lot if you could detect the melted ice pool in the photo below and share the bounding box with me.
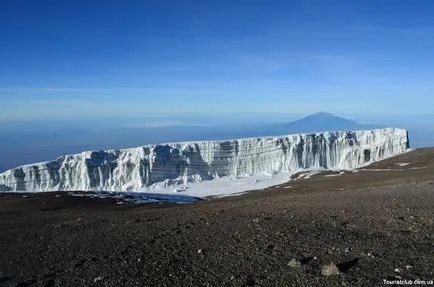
[69,191,202,204]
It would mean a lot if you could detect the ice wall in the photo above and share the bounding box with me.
[0,128,409,192]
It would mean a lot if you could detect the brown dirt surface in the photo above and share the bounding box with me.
[0,148,433,287]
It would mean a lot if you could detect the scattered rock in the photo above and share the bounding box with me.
[198,249,203,254]
[394,268,402,273]
[287,259,302,268]
[405,265,413,270]
[322,263,341,276]
[93,276,103,283]
[344,248,351,253]
[252,218,259,223]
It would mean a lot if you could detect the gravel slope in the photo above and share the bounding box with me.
[0,149,433,287]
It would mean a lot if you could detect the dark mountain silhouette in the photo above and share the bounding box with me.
[253,112,382,136]
[280,112,368,133]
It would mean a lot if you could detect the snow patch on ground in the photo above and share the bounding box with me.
[211,191,248,199]
[395,162,410,167]
[359,168,393,172]
[144,172,293,198]
[68,172,294,202]
[324,171,345,177]
[293,170,323,180]
[303,171,322,179]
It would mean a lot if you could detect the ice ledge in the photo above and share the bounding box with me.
[0,128,410,196]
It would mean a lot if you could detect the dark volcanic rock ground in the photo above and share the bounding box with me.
[0,149,433,287]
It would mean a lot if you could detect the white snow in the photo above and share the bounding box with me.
[293,172,310,180]
[358,168,393,172]
[144,171,293,198]
[395,162,410,167]
[303,171,322,179]
[0,128,409,199]
[324,171,345,177]
[294,170,323,180]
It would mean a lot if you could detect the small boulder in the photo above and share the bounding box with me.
[93,276,103,283]
[321,263,341,276]
[287,259,302,268]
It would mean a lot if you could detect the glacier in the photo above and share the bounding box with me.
[0,128,409,194]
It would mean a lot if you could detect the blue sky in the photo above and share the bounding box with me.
[1,0,434,121]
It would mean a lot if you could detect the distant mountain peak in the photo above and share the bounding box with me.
[300,112,355,123]
[283,112,361,133]
[310,111,336,117]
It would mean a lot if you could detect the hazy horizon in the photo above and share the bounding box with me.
[0,111,433,173]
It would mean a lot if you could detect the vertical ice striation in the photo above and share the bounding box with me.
[0,128,409,192]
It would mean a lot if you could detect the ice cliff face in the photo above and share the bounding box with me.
[0,128,409,192]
